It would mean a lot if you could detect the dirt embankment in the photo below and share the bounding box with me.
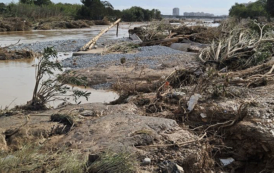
[0,17,32,32]
[34,19,95,30]
[0,17,111,32]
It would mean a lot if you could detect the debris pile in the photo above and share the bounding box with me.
[129,21,221,48]
[112,19,274,172]
[0,17,32,32]
[0,47,34,60]
[35,20,95,30]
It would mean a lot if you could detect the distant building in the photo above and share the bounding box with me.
[173,8,180,16]
[184,12,214,17]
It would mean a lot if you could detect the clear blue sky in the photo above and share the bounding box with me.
[2,0,253,15]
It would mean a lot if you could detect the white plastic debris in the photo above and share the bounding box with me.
[143,158,151,165]
[220,158,234,166]
[200,113,207,119]
[173,92,186,96]
[187,94,202,111]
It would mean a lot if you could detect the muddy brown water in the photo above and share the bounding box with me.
[0,24,142,108]
[0,53,118,108]
[0,24,135,46]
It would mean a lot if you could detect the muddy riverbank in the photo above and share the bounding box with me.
[0,24,136,108]
[0,17,107,32]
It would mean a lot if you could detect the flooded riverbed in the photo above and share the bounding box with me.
[0,24,140,108]
[0,24,135,46]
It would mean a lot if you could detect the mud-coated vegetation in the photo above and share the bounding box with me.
[0,0,162,32]
[0,46,34,60]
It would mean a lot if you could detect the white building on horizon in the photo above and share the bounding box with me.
[173,8,180,16]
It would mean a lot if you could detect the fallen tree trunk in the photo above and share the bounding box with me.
[223,61,274,79]
[80,18,121,51]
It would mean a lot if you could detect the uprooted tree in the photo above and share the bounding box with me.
[24,47,91,110]
[199,20,274,70]
[196,19,274,88]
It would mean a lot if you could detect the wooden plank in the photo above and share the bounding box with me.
[80,18,121,51]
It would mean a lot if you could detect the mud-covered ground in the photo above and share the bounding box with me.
[1,23,274,173]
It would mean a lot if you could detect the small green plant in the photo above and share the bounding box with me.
[24,47,90,110]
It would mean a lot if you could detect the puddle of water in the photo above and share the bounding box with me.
[0,53,118,109]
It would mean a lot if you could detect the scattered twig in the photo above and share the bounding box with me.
[1,39,21,49]
[136,132,207,148]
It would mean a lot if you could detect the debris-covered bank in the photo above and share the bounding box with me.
[1,18,274,173]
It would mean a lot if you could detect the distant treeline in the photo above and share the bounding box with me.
[0,0,162,22]
[229,0,274,19]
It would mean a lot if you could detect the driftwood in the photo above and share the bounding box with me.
[0,39,20,49]
[139,37,185,47]
[199,21,274,68]
[80,18,121,51]
[223,60,274,78]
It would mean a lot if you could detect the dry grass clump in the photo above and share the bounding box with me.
[48,149,87,173]
[0,145,87,173]
[104,42,139,54]
[0,146,45,173]
[0,144,138,173]
[88,150,138,173]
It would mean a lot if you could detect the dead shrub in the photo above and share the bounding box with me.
[199,20,274,70]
